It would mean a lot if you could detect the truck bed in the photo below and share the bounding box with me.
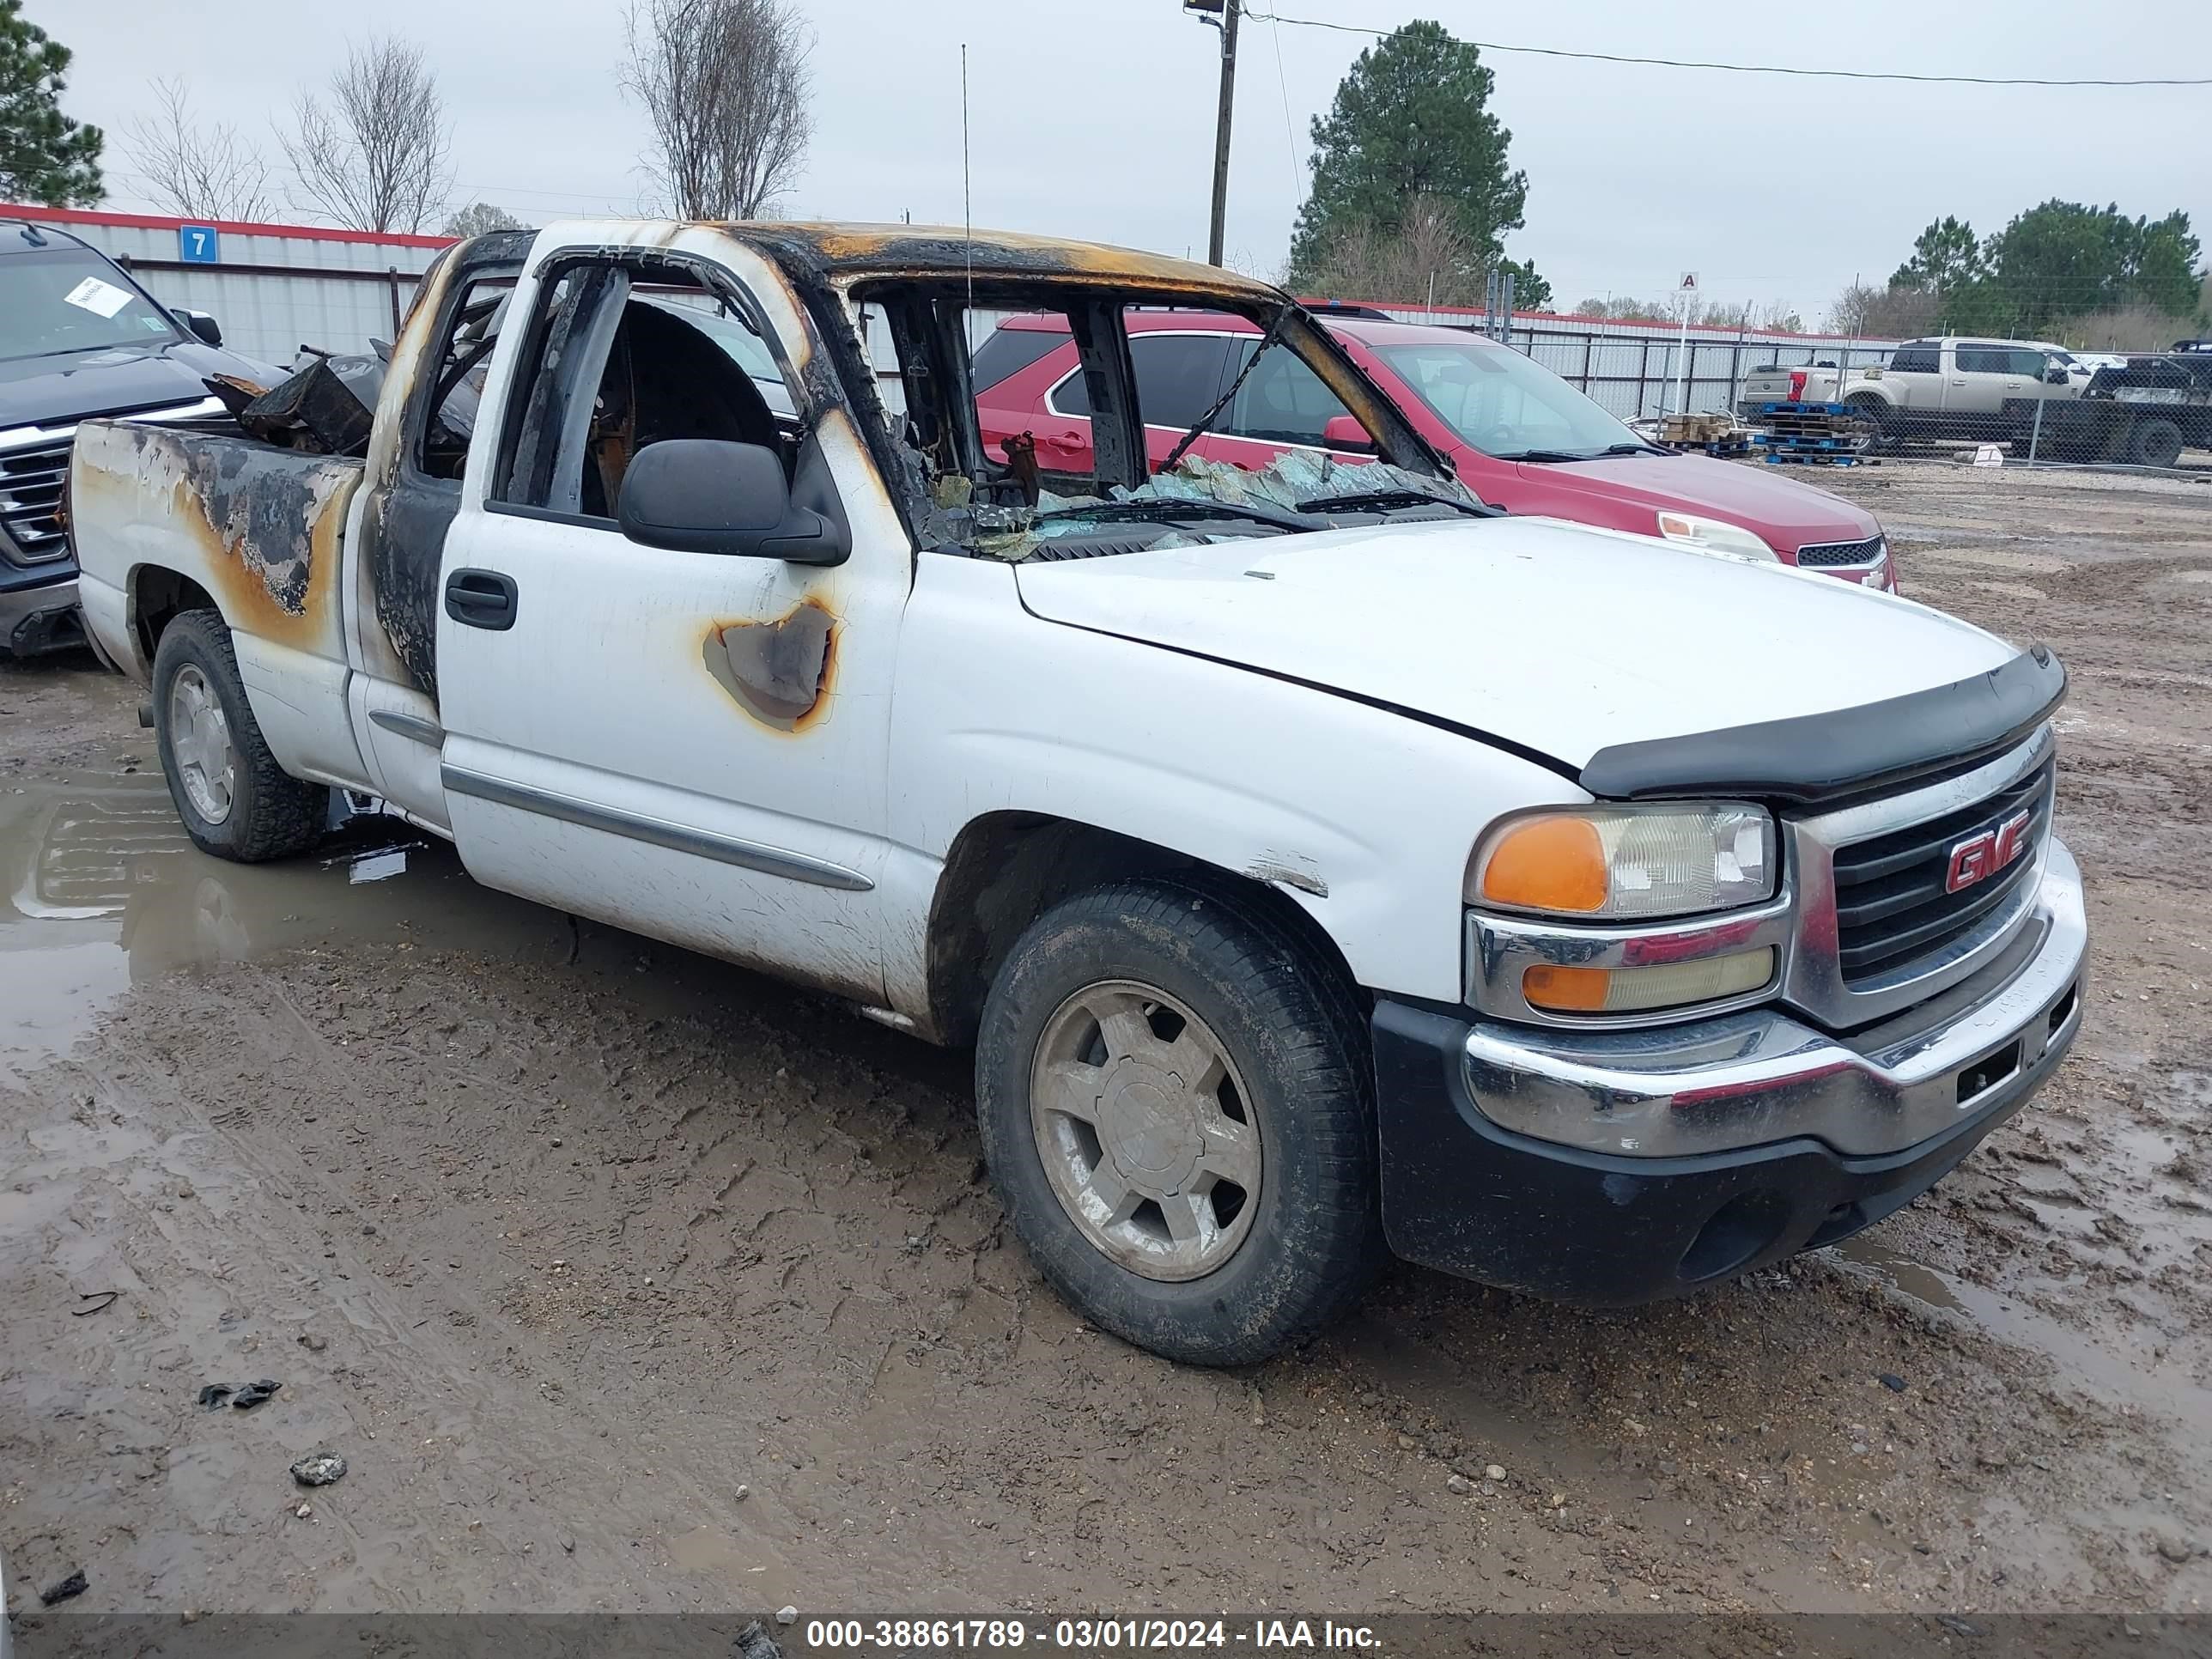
[70,418,362,667]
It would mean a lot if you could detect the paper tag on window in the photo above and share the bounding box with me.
[64,276,134,319]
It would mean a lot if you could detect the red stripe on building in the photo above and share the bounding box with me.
[0,203,457,250]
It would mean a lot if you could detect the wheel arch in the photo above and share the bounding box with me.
[921,811,1364,1049]
[129,563,221,664]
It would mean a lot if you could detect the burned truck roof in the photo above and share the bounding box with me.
[723,222,1283,305]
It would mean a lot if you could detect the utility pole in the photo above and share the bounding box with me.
[1195,0,1241,267]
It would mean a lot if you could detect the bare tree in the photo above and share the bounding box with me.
[125,79,275,221]
[621,0,811,220]
[1300,193,1486,306]
[1826,281,1940,340]
[2062,301,2203,352]
[1572,294,1804,332]
[1701,298,1805,334]
[442,200,527,238]
[280,37,453,233]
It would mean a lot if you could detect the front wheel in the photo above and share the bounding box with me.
[152,609,326,862]
[975,878,1385,1365]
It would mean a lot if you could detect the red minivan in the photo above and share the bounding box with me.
[971,309,1896,589]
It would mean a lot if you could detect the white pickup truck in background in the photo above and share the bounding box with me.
[68,221,2087,1364]
[1741,336,2093,443]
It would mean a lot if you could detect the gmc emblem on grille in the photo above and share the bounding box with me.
[1945,808,2033,894]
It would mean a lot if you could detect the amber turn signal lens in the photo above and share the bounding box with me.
[1522,964,1612,1012]
[1523,949,1776,1015]
[1479,815,1607,913]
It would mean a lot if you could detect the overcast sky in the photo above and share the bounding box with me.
[35,0,2212,328]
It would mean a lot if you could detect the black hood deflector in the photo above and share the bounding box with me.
[1578,646,2067,806]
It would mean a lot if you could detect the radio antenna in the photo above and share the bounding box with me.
[962,43,975,352]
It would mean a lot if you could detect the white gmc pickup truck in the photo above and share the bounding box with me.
[69,222,2087,1364]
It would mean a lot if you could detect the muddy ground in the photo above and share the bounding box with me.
[2,460,2209,1622]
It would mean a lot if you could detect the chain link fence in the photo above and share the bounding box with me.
[1716,337,2212,478]
[1374,301,2210,483]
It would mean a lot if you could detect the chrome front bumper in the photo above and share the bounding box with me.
[1462,837,2086,1159]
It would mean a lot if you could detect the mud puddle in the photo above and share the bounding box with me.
[1832,1233,2212,1430]
[0,774,570,1083]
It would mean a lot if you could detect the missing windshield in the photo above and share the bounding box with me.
[860,280,1480,562]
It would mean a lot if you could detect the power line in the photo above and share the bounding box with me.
[1246,9,2212,88]
[1269,15,1304,205]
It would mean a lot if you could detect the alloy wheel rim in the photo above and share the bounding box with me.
[1029,979,1262,1282]
[168,665,237,826]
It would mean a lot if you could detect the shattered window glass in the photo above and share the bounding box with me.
[914,289,1481,562]
[942,450,1489,564]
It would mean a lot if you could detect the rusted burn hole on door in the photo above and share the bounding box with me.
[702,597,838,732]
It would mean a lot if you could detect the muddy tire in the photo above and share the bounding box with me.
[975,877,1385,1366]
[152,609,326,862]
[1844,394,1893,452]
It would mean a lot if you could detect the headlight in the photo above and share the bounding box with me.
[1656,511,1778,562]
[1468,804,1776,921]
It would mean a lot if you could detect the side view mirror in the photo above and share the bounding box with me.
[617,439,843,563]
[2045,367,2069,385]
[173,307,223,348]
[1320,414,1376,453]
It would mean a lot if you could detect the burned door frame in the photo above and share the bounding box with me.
[428,227,911,1003]
[867,284,1154,506]
[354,230,535,705]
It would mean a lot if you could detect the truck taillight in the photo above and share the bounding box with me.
[1788,370,1808,401]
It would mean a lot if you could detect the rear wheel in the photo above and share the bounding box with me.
[152,609,326,862]
[2127,416,2185,471]
[975,878,1385,1365]
[1844,394,1893,451]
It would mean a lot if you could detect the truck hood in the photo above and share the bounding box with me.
[1013,516,2013,773]
[1510,452,1879,552]
[0,338,275,434]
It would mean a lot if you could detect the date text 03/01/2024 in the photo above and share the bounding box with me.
[801,1619,1382,1650]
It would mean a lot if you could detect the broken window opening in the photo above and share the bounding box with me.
[491,255,805,525]
[860,278,1484,564]
[419,279,517,480]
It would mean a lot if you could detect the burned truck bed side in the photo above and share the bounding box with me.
[70,420,360,664]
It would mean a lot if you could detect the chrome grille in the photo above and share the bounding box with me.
[1782,729,2057,1029]
[1796,534,1886,568]
[1830,759,2054,984]
[0,438,73,563]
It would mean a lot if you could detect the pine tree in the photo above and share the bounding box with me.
[1286,21,1528,292]
[0,0,103,206]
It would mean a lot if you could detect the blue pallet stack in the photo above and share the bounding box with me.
[1751,400,1876,466]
